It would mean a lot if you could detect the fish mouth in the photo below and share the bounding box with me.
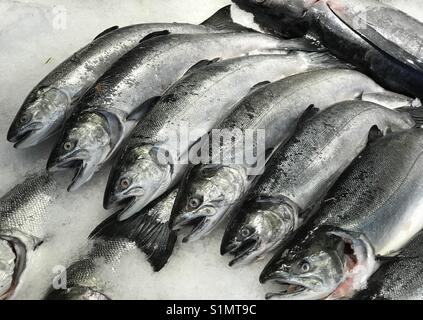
[47,151,94,191]
[222,237,260,267]
[105,194,136,211]
[8,123,44,149]
[0,237,27,300]
[117,196,150,221]
[171,207,218,242]
[260,271,321,300]
[264,280,311,300]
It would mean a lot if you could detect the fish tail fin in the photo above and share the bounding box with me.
[132,212,177,272]
[90,208,177,272]
[396,106,423,127]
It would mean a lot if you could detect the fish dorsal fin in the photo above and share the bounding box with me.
[139,30,170,43]
[297,104,319,128]
[201,5,252,32]
[367,125,383,143]
[94,26,119,40]
[250,81,271,92]
[183,58,221,76]
[127,96,160,122]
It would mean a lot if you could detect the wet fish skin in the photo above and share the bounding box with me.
[103,51,329,221]
[46,190,178,300]
[223,101,415,267]
[7,23,228,149]
[231,1,423,99]
[173,68,386,244]
[48,32,313,192]
[361,92,422,110]
[231,1,311,37]
[305,2,423,99]
[260,129,423,300]
[0,173,57,299]
[322,0,423,71]
[234,0,317,19]
[354,232,423,300]
[45,239,133,300]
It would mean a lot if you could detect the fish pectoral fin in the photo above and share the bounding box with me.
[297,104,320,129]
[127,96,160,122]
[201,5,251,32]
[139,30,171,43]
[250,81,271,93]
[183,58,222,76]
[93,26,119,40]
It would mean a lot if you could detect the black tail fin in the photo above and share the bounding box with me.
[201,5,252,32]
[90,190,178,271]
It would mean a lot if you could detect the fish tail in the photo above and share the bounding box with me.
[90,208,177,272]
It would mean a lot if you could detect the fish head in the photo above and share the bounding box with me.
[170,164,246,242]
[47,112,111,191]
[0,237,28,300]
[104,145,170,220]
[7,87,69,148]
[46,287,110,300]
[221,197,299,266]
[260,228,347,300]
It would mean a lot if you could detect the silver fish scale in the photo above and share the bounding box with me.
[36,24,223,101]
[251,101,413,207]
[129,60,250,143]
[214,69,383,165]
[311,129,423,254]
[78,32,293,117]
[66,239,136,290]
[0,174,57,241]
[359,232,423,300]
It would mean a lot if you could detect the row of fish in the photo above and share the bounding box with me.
[2,2,423,299]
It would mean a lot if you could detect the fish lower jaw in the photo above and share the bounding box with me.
[11,128,42,149]
[226,238,260,267]
[265,281,313,300]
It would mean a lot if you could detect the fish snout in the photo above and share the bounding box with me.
[260,267,290,284]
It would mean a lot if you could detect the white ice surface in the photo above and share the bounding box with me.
[0,0,422,300]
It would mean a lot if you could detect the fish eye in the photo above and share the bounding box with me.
[300,260,311,273]
[240,226,251,238]
[188,196,202,209]
[63,140,76,151]
[19,113,31,125]
[119,177,132,190]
